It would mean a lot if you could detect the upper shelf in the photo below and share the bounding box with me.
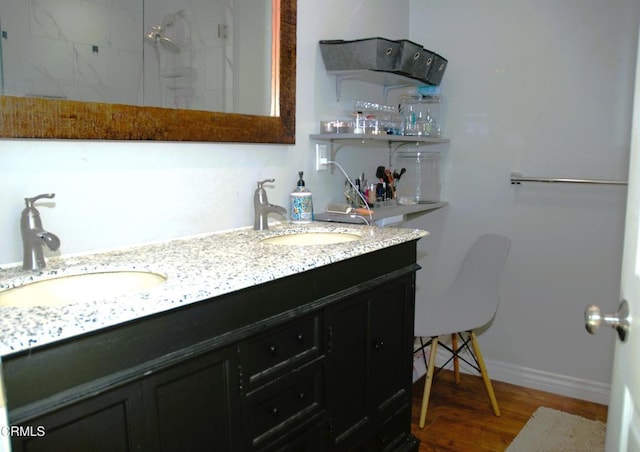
[310,134,450,169]
[327,70,431,101]
[309,134,449,145]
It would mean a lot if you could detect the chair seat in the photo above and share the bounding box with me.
[415,289,497,337]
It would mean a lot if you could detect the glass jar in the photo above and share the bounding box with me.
[394,151,441,204]
[400,95,442,137]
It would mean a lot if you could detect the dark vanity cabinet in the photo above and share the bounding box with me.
[327,277,416,451]
[4,241,420,451]
[8,346,242,451]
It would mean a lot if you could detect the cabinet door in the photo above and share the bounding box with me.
[326,294,369,449]
[326,274,415,451]
[10,383,144,452]
[369,280,413,418]
[143,346,241,452]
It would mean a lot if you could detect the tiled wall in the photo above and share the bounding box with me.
[0,0,270,113]
[1,0,143,104]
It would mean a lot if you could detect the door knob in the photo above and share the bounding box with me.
[585,300,629,342]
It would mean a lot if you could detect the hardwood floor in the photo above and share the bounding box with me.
[410,369,608,451]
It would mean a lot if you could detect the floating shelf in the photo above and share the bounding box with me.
[327,70,433,101]
[309,133,449,144]
[310,133,450,169]
[315,202,448,225]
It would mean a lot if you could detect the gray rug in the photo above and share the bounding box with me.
[506,406,605,451]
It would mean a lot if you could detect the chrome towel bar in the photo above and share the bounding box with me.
[510,172,628,186]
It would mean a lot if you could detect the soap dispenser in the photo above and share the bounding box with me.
[290,171,313,224]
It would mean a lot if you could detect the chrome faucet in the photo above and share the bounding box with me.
[254,179,287,231]
[21,193,61,270]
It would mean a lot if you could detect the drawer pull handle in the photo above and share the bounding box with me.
[374,340,385,351]
[268,345,277,355]
[298,392,305,401]
[271,406,279,417]
[296,333,304,343]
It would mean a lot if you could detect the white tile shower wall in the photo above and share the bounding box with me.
[0,0,246,110]
[235,0,271,115]
[1,0,142,102]
[141,0,267,113]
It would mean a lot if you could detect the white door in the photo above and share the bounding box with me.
[591,24,640,452]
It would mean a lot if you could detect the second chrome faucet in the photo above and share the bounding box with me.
[253,179,286,231]
[21,193,61,270]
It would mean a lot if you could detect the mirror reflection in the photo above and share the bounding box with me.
[0,0,274,116]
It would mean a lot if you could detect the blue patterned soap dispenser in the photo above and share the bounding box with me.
[290,171,314,224]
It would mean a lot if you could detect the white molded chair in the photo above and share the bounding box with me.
[415,234,511,428]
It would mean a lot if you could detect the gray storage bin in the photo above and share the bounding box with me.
[394,40,432,81]
[424,52,448,85]
[319,38,400,71]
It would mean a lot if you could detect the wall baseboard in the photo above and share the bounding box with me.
[412,345,610,405]
[484,359,610,405]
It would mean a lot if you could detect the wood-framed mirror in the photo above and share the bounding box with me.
[0,0,296,144]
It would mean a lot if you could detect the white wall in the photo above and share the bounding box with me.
[0,0,636,403]
[408,0,639,402]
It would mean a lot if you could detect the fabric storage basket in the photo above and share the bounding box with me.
[319,38,400,72]
[394,40,431,82]
[424,52,448,85]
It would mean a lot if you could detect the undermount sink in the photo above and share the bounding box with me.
[0,270,167,308]
[260,230,362,246]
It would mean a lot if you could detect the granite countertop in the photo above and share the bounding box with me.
[0,222,428,356]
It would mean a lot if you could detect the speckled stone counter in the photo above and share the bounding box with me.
[0,223,428,356]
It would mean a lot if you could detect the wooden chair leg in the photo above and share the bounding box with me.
[451,333,460,384]
[419,337,439,428]
[469,331,501,416]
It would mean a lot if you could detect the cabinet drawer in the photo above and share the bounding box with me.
[267,418,327,452]
[370,405,411,452]
[248,368,323,448]
[244,315,321,388]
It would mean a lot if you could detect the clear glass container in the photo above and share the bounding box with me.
[400,95,442,137]
[394,151,441,204]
